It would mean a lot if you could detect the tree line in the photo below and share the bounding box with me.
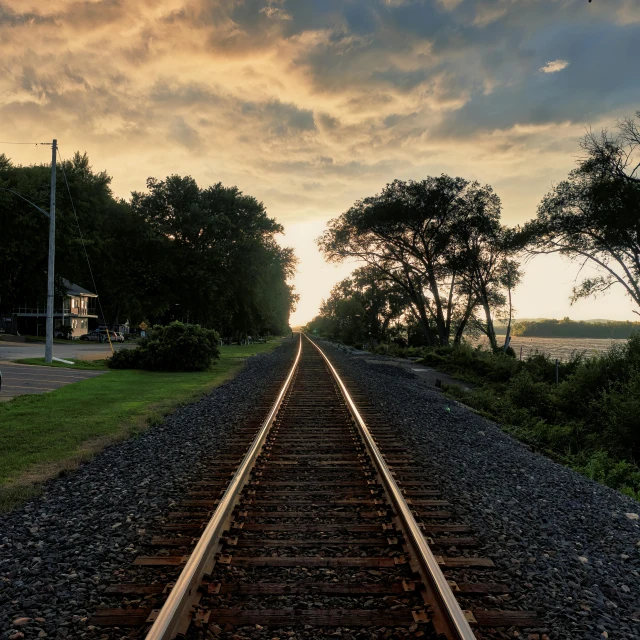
[309,111,640,349]
[512,318,640,339]
[0,154,297,337]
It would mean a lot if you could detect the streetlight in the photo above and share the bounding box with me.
[0,139,57,362]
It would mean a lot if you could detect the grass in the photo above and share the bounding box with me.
[0,339,284,511]
[23,335,91,344]
[432,338,640,501]
[14,357,109,370]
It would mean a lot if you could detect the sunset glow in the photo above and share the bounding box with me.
[2,0,639,324]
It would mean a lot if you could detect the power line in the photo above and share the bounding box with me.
[0,141,51,145]
[57,147,115,353]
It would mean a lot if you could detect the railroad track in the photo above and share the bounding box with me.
[90,334,538,639]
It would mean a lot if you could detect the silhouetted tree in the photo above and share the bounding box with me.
[526,113,640,316]
[318,176,520,346]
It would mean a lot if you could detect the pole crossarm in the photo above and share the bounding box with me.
[0,187,50,218]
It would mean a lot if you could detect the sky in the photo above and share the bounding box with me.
[1,0,639,325]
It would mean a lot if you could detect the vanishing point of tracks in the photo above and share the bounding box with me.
[90,334,538,639]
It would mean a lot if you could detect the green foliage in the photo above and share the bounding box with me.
[306,266,408,347]
[575,452,640,501]
[421,343,520,382]
[369,344,426,358]
[109,322,220,372]
[58,324,73,339]
[0,155,296,338]
[440,333,640,499]
[524,112,640,313]
[131,176,297,336]
[513,317,640,339]
[318,175,523,347]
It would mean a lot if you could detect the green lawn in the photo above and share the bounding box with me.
[23,335,92,344]
[0,340,284,510]
[15,357,109,370]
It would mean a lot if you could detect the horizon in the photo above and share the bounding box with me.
[2,1,639,325]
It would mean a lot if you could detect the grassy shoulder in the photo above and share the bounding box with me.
[14,357,109,370]
[23,335,93,344]
[0,339,283,511]
[424,339,640,501]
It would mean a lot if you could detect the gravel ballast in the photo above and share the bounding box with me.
[3,336,640,640]
[0,339,297,640]
[319,340,640,640]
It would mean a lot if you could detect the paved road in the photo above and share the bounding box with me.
[0,362,106,401]
[0,341,131,362]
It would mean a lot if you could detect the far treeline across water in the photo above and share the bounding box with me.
[511,318,640,339]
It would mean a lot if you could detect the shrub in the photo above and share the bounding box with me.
[109,322,220,372]
[435,334,640,500]
[484,352,521,382]
[370,344,428,358]
[420,351,448,368]
[575,451,640,500]
[58,324,73,339]
[599,370,640,459]
[506,371,554,417]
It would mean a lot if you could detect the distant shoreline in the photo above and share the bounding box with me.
[472,335,627,360]
[493,318,640,340]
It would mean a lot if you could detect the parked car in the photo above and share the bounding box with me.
[100,330,118,343]
[80,329,119,343]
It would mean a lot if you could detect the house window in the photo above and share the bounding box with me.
[72,319,77,329]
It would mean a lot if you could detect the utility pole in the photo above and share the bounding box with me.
[45,139,57,364]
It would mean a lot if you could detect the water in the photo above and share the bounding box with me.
[471,335,628,361]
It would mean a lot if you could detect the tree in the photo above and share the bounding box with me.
[0,154,51,316]
[309,266,409,345]
[318,176,517,346]
[500,259,522,351]
[526,114,640,316]
[131,175,297,335]
[1,157,297,336]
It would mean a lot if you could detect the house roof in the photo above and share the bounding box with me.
[62,278,98,297]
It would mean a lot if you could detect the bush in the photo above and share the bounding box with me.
[57,324,73,339]
[419,343,520,382]
[370,344,427,358]
[437,335,640,500]
[599,370,640,459]
[506,371,554,417]
[109,322,220,372]
[575,451,640,500]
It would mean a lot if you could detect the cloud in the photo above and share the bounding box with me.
[1,0,639,227]
[260,0,292,21]
[540,59,570,73]
[170,116,203,150]
[4,0,640,326]
[240,99,317,136]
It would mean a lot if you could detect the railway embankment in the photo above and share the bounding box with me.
[320,340,640,640]
[0,342,285,512]
[2,335,639,639]
[0,339,297,640]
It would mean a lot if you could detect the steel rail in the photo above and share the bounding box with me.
[145,335,303,640]
[306,334,476,640]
